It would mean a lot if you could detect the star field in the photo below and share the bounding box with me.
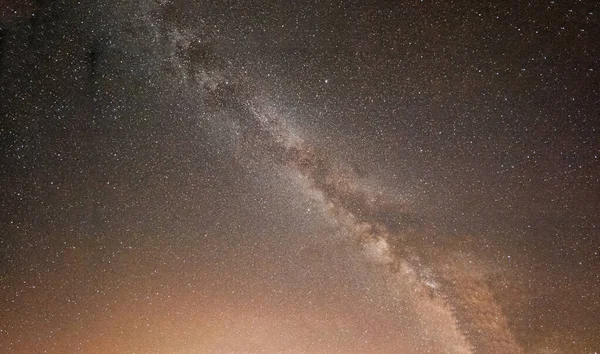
[1,1,599,353]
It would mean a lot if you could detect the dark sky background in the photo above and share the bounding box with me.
[1,1,599,353]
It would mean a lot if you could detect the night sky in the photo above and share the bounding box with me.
[1,1,599,353]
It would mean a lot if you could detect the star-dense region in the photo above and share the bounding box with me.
[1,1,599,353]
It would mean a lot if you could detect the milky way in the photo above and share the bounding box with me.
[212,71,522,353]
[1,1,599,353]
